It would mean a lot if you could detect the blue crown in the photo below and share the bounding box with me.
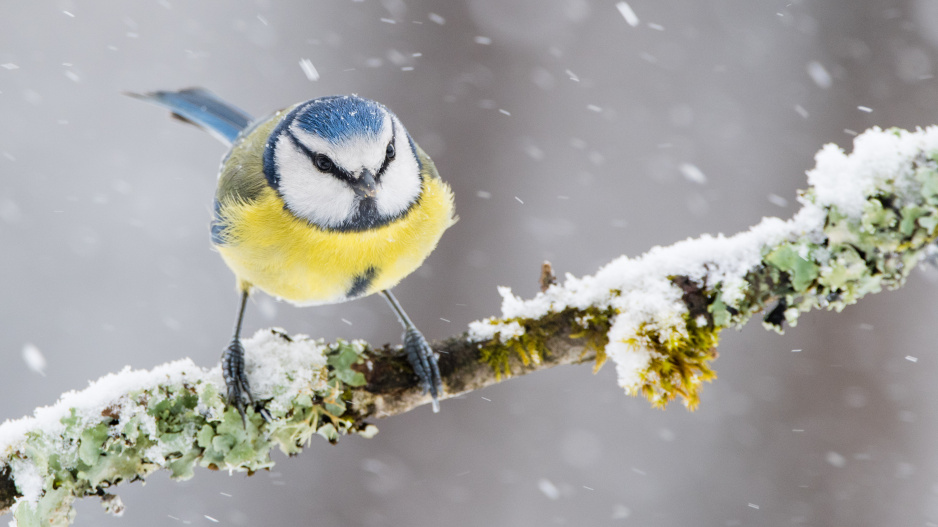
[293,95,386,144]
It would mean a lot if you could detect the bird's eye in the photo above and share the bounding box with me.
[313,154,334,172]
[386,141,396,160]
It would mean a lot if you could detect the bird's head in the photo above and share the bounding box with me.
[263,95,422,231]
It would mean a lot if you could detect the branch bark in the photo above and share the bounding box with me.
[352,313,597,420]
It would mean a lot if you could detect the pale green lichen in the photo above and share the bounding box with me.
[5,336,375,527]
[752,149,938,333]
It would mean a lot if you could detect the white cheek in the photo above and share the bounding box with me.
[275,139,356,227]
[376,146,421,217]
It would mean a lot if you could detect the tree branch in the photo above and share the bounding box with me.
[4,126,938,525]
[0,319,597,525]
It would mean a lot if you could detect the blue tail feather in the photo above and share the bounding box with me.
[129,88,254,145]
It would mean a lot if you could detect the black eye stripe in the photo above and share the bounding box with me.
[285,130,351,179]
[284,125,399,182]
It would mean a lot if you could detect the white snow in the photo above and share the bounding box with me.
[299,58,320,81]
[615,2,640,27]
[0,358,206,459]
[476,315,525,343]
[239,330,330,415]
[767,193,788,207]
[21,343,46,376]
[469,126,938,393]
[611,504,632,519]
[807,126,938,217]
[806,61,832,89]
[537,478,560,500]
[679,163,707,184]
[0,330,329,461]
[826,451,846,467]
[9,458,42,502]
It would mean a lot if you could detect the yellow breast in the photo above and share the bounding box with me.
[214,176,455,305]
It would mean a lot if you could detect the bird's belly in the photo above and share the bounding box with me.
[214,181,454,306]
[217,231,434,306]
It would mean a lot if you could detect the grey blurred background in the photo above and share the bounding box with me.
[2,0,938,525]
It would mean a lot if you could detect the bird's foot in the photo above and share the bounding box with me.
[221,338,270,424]
[402,327,443,412]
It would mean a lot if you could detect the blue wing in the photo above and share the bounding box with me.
[128,88,254,146]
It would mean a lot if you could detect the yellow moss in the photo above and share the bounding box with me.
[479,306,617,378]
[479,343,513,380]
[570,307,615,373]
[627,316,720,410]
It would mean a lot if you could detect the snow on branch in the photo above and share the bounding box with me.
[4,126,938,525]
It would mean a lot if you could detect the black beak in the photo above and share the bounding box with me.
[352,169,377,198]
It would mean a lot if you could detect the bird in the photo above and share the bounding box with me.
[130,88,455,418]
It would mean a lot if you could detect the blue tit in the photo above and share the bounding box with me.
[131,88,456,417]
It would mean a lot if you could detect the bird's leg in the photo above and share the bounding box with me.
[221,289,268,424]
[381,290,442,412]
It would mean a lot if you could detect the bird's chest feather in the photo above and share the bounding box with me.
[215,179,454,305]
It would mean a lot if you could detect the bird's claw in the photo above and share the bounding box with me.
[221,338,271,425]
[402,327,442,412]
